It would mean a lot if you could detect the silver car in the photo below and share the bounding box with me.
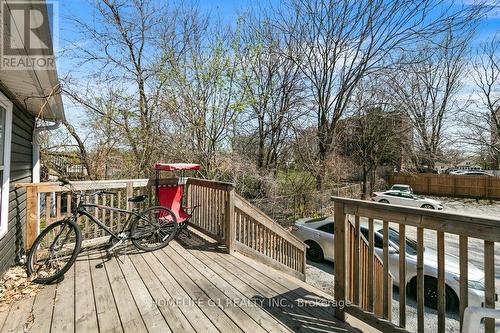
[291,216,486,310]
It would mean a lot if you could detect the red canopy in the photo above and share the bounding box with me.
[154,163,201,171]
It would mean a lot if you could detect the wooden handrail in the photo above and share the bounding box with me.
[234,193,306,250]
[333,196,499,333]
[19,177,307,282]
[233,193,306,280]
[335,196,500,242]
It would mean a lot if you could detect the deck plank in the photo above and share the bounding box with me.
[51,262,75,333]
[140,251,220,332]
[88,251,123,333]
[0,295,35,333]
[185,245,318,333]
[128,252,195,332]
[75,254,99,333]
[153,249,244,332]
[0,305,10,332]
[27,283,57,332]
[169,241,294,333]
[164,245,268,333]
[116,252,171,333]
[104,253,148,333]
[208,248,351,331]
[1,237,360,333]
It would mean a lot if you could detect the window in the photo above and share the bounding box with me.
[360,227,383,248]
[0,94,12,239]
[317,223,334,234]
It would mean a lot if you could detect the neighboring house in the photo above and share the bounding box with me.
[456,160,482,171]
[338,110,413,171]
[0,1,64,274]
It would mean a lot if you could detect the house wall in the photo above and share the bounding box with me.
[0,99,35,275]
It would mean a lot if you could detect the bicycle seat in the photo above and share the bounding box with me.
[128,194,148,203]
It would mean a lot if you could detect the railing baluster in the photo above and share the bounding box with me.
[117,191,122,230]
[382,220,389,319]
[459,235,468,330]
[93,194,98,239]
[437,231,445,333]
[484,240,495,333]
[353,215,360,305]
[67,193,72,216]
[110,194,114,230]
[56,192,62,219]
[417,227,424,333]
[368,217,374,312]
[399,224,406,328]
[45,192,51,225]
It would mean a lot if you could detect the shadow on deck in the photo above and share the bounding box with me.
[0,234,359,333]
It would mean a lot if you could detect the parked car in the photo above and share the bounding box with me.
[291,216,486,310]
[372,190,443,210]
[461,171,491,176]
[390,184,413,193]
[449,170,466,175]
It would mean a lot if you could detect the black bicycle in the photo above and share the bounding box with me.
[26,179,178,284]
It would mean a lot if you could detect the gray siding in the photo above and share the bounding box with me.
[0,100,34,275]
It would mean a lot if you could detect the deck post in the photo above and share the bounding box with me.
[334,201,347,321]
[126,181,133,211]
[25,186,39,250]
[225,186,235,253]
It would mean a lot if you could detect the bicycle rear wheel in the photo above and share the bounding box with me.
[131,206,178,252]
[26,218,82,284]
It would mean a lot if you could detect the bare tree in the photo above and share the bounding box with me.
[235,14,305,172]
[387,28,472,170]
[274,0,483,189]
[159,13,243,178]
[349,81,402,197]
[461,36,500,169]
[65,0,179,176]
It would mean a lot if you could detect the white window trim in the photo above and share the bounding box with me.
[0,91,12,239]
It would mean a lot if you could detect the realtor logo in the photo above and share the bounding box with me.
[1,1,58,70]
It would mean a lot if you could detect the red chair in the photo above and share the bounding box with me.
[156,185,191,223]
[154,163,201,237]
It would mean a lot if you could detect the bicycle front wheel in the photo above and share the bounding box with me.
[131,206,178,252]
[27,218,82,284]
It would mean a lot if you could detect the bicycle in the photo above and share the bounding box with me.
[26,179,178,284]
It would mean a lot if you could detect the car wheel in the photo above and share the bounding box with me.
[305,241,324,262]
[421,204,434,209]
[417,276,458,311]
[379,199,389,204]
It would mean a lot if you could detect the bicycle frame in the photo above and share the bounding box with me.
[76,203,142,241]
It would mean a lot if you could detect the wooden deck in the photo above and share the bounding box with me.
[0,235,360,333]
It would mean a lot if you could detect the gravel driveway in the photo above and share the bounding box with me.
[304,197,500,332]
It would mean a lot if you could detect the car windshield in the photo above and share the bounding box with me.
[378,227,418,255]
[305,217,328,223]
[392,186,408,191]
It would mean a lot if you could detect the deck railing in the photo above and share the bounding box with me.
[333,196,499,333]
[17,177,308,279]
[18,178,161,249]
[233,193,306,280]
[347,218,393,319]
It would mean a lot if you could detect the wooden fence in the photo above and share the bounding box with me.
[333,196,499,333]
[389,173,500,199]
